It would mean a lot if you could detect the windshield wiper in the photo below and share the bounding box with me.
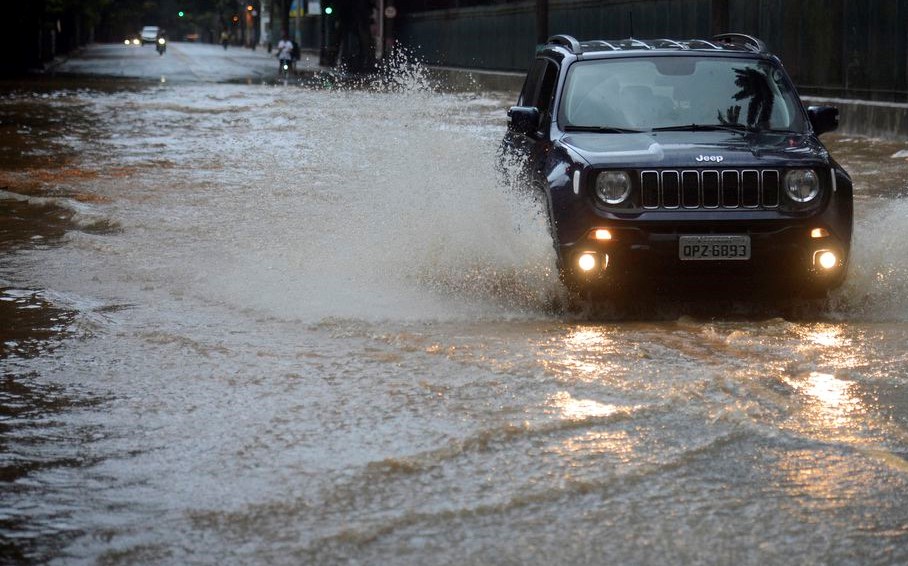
[651,123,752,134]
[757,128,801,134]
[564,125,645,134]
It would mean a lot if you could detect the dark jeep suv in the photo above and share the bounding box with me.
[503,34,852,298]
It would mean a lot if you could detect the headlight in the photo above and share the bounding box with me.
[158,38,166,45]
[595,171,631,205]
[784,169,819,203]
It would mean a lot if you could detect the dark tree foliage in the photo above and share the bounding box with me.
[733,67,774,127]
[716,67,775,128]
[717,105,741,125]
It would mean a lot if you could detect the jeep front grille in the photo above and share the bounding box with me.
[640,169,780,209]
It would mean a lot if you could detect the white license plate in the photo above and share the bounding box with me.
[679,235,751,260]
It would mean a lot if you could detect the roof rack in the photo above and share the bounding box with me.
[712,33,767,53]
[547,34,581,53]
[650,39,689,50]
[687,39,722,50]
[544,33,768,54]
[626,39,654,50]
[584,39,619,51]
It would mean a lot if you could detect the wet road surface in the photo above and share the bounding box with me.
[2,44,908,564]
[48,41,312,83]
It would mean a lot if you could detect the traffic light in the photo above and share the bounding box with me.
[324,5,333,14]
[178,10,185,17]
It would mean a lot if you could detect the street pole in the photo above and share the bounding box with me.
[377,0,384,60]
[260,0,270,48]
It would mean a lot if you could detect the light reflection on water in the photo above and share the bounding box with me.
[548,391,622,421]
[0,73,907,564]
[551,327,626,381]
[789,371,861,426]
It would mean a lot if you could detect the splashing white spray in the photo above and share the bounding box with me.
[162,58,564,322]
[831,198,908,320]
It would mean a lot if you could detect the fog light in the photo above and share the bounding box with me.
[815,250,838,270]
[578,253,597,272]
[576,252,609,273]
[592,228,613,240]
[811,227,829,238]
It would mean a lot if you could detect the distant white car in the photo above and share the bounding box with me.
[140,26,160,44]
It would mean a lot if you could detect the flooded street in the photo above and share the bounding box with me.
[2,43,908,564]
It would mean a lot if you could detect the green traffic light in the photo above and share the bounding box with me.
[178,10,185,17]
[324,6,333,14]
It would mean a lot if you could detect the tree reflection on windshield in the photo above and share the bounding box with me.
[718,67,775,128]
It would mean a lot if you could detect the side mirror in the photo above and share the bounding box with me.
[508,106,540,135]
[807,106,839,135]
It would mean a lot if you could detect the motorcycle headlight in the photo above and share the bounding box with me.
[784,169,819,203]
[595,171,631,205]
[158,38,166,44]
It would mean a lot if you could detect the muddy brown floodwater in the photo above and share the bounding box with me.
[2,66,908,565]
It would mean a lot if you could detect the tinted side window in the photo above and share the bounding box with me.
[536,61,559,124]
[518,58,560,135]
[518,59,547,106]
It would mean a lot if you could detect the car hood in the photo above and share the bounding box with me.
[558,130,830,169]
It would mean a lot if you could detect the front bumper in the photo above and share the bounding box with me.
[559,220,849,296]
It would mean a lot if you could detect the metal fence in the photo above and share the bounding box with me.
[398,0,908,101]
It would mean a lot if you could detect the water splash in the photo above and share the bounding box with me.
[830,197,908,321]
[82,57,562,322]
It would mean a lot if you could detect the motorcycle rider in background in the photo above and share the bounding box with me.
[276,31,294,77]
[156,29,167,55]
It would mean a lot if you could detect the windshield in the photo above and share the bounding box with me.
[558,56,807,133]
